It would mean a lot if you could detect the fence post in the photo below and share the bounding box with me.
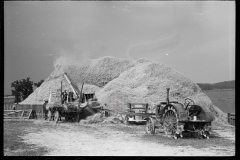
[42,104,44,119]
[228,113,232,124]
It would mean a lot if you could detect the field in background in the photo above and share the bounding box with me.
[203,89,235,113]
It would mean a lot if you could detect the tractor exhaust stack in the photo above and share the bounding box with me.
[61,80,62,104]
[166,88,170,104]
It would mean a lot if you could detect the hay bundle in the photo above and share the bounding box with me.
[80,106,96,119]
[80,112,104,124]
[101,116,123,124]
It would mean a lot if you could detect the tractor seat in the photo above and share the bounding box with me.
[188,105,202,117]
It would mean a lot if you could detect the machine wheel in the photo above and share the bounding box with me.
[54,110,59,123]
[163,107,178,136]
[47,110,52,121]
[146,118,155,134]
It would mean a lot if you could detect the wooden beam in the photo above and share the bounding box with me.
[21,110,25,118]
[27,109,33,119]
[4,110,23,116]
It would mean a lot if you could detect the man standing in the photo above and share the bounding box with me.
[62,90,68,104]
[68,91,74,102]
[43,100,48,120]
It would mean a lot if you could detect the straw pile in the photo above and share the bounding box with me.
[21,56,131,104]
[80,113,104,124]
[80,113,123,124]
[96,58,206,111]
[20,56,228,126]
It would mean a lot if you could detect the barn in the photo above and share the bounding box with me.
[4,96,16,110]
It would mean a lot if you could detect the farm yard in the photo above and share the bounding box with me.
[4,1,235,157]
[4,118,235,156]
[4,56,235,156]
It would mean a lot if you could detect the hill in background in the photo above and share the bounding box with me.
[197,80,235,113]
[197,80,235,90]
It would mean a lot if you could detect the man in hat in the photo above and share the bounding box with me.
[62,90,68,104]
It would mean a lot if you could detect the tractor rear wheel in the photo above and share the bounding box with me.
[47,110,52,121]
[54,110,59,123]
[146,118,155,134]
[163,108,178,137]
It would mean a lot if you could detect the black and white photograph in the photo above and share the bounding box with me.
[4,0,235,156]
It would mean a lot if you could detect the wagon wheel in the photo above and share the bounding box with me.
[163,109,178,137]
[54,110,59,123]
[146,118,155,134]
[47,110,52,121]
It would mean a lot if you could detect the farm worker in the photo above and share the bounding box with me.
[43,100,48,120]
[62,90,68,104]
[68,91,73,102]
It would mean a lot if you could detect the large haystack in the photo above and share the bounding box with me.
[21,56,228,126]
[20,56,133,104]
[96,59,205,110]
[62,56,134,87]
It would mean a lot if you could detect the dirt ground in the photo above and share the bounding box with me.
[16,119,235,156]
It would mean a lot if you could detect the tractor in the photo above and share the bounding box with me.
[124,88,214,139]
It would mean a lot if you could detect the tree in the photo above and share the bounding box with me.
[34,79,44,87]
[11,77,34,103]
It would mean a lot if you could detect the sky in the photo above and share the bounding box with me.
[4,1,235,95]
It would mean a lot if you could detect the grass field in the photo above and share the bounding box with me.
[203,89,235,113]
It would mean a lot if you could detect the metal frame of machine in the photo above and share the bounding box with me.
[45,73,86,123]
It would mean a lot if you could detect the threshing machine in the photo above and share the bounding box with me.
[45,73,87,123]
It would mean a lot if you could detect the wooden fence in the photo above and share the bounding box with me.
[4,104,15,110]
[228,113,235,126]
[4,103,45,119]
[4,109,36,119]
